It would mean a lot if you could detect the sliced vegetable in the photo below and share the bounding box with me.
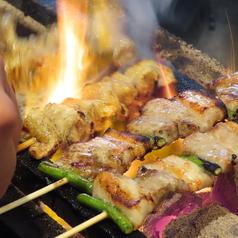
[227,108,238,123]
[179,153,222,175]
[38,161,93,194]
[77,193,134,234]
[140,135,166,149]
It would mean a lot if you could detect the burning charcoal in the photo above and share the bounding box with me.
[173,69,210,93]
[212,168,238,215]
[162,203,238,238]
[142,192,203,238]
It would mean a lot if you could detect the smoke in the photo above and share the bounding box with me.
[121,0,159,59]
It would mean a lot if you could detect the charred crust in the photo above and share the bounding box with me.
[136,157,145,161]
[121,106,126,115]
[105,127,112,133]
[90,122,94,130]
[141,166,148,173]
[127,146,133,151]
[232,154,237,165]
[77,111,85,118]
[135,135,151,144]
[214,100,227,113]
[22,125,30,133]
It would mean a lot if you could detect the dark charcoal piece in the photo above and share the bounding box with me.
[173,69,210,94]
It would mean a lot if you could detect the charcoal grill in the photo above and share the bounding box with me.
[0,1,228,237]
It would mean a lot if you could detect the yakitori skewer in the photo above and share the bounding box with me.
[10,121,238,235]
[17,137,36,152]
[0,178,68,214]
[55,211,108,238]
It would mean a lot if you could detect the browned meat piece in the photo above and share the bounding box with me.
[21,103,87,159]
[55,128,153,181]
[182,121,238,173]
[143,155,214,191]
[127,90,227,144]
[93,166,188,230]
[208,72,238,112]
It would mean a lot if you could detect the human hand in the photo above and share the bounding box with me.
[0,56,22,198]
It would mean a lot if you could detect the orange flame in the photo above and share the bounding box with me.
[156,55,177,98]
[48,0,88,103]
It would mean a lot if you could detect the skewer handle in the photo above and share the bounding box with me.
[55,211,108,238]
[0,178,68,214]
[17,138,36,152]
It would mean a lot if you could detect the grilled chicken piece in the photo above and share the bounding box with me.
[93,167,188,230]
[182,121,238,173]
[21,59,171,159]
[127,90,227,144]
[21,103,87,159]
[208,72,238,112]
[82,59,172,121]
[55,128,153,181]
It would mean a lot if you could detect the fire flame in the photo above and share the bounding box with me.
[48,0,88,103]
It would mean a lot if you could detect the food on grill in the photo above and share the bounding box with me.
[207,71,238,122]
[91,121,237,230]
[92,167,188,230]
[38,161,94,194]
[77,193,134,234]
[38,120,238,233]
[182,121,238,173]
[54,128,160,181]
[127,90,227,144]
[20,59,174,159]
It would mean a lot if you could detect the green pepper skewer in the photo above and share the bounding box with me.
[38,161,93,194]
[179,153,222,175]
[77,193,134,234]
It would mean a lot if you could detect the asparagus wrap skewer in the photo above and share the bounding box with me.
[179,153,222,175]
[77,193,134,234]
[38,161,94,194]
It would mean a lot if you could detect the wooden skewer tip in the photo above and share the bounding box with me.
[0,177,68,214]
[17,137,36,152]
[55,211,108,238]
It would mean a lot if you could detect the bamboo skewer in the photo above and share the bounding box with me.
[17,138,36,152]
[55,211,108,238]
[0,178,68,214]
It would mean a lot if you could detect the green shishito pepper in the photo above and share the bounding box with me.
[227,108,238,122]
[38,161,93,194]
[179,153,222,175]
[38,161,134,234]
[77,193,134,234]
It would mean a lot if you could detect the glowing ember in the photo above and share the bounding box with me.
[48,0,88,103]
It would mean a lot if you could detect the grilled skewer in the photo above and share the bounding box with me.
[20,59,173,159]
[54,128,163,181]
[19,85,226,160]
[207,71,238,122]
[127,90,227,144]
[91,121,238,230]
[28,120,237,235]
